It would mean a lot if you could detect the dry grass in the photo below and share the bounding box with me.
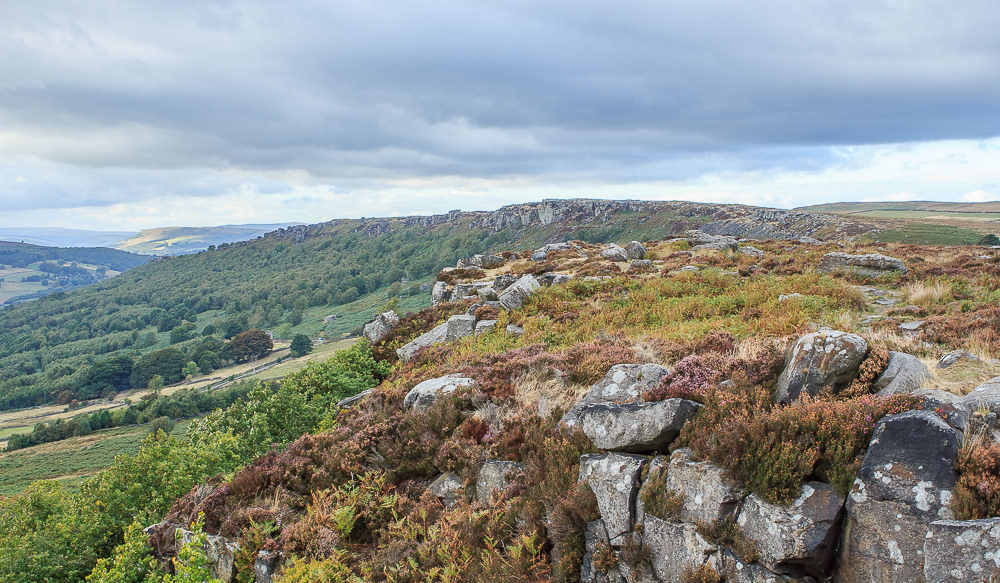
[904,280,953,310]
[512,367,589,418]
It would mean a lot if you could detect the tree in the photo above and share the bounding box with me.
[979,233,1000,246]
[148,375,164,396]
[226,329,273,363]
[290,334,313,358]
[130,348,186,388]
[181,361,200,380]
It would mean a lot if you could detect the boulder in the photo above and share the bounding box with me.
[431,281,451,306]
[962,376,1000,414]
[476,460,524,505]
[579,399,701,453]
[579,453,647,543]
[715,549,807,583]
[493,273,519,291]
[625,241,646,260]
[737,483,844,577]
[530,242,571,261]
[474,320,497,335]
[254,550,281,583]
[874,351,932,396]
[662,448,744,525]
[686,230,738,252]
[923,518,1000,583]
[457,254,505,269]
[641,515,718,583]
[778,293,803,302]
[428,472,465,508]
[836,410,959,583]
[363,311,400,344]
[538,272,573,286]
[396,322,449,362]
[453,282,491,300]
[506,324,524,337]
[580,520,626,583]
[938,349,981,369]
[403,374,476,413]
[816,252,907,278]
[445,314,477,341]
[561,363,671,429]
[476,286,499,301]
[912,388,969,433]
[498,274,541,311]
[630,259,652,269]
[601,244,629,262]
[898,320,925,332]
[738,245,765,258]
[175,528,238,583]
[774,330,868,404]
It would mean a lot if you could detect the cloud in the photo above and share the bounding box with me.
[0,0,998,227]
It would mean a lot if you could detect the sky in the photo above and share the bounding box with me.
[1,0,999,230]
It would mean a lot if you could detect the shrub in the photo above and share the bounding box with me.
[696,518,758,564]
[953,439,1000,520]
[682,564,723,583]
[638,464,683,521]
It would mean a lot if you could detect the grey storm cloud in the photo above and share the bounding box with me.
[1,0,999,214]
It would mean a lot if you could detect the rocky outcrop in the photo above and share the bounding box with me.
[661,448,744,525]
[530,242,572,261]
[403,374,476,413]
[737,483,844,577]
[836,410,959,583]
[601,244,629,262]
[581,520,626,583]
[962,376,1000,414]
[431,281,451,306]
[923,518,1000,582]
[457,254,505,269]
[686,230,738,252]
[774,330,868,404]
[817,252,906,278]
[476,461,524,505]
[175,527,238,582]
[938,349,980,369]
[363,311,400,344]
[738,245,764,258]
[254,550,281,583]
[562,363,671,428]
[445,314,477,341]
[428,472,465,508]
[498,274,541,311]
[579,399,700,453]
[641,515,718,583]
[874,351,932,396]
[579,453,647,543]
[396,322,449,362]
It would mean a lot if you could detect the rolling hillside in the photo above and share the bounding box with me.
[112,223,303,255]
[800,200,1000,244]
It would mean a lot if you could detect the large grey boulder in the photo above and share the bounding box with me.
[493,273,518,291]
[923,518,1000,583]
[938,349,980,369]
[175,528,238,583]
[686,230,738,252]
[475,461,524,505]
[457,254,505,269]
[497,274,540,311]
[579,453,647,543]
[403,374,476,413]
[396,322,449,363]
[530,242,571,261]
[662,448,744,525]
[737,483,844,577]
[474,320,496,335]
[625,241,646,260]
[874,351,932,396]
[962,376,1000,414]
[445,314,477,341]
[363,311,400,344]
[579,399,700,453]
[774,330,868,404]
[601,244,629,262]
[431,281,451,306]
[562,363,671,428]
[912,388,969,433]
[836,410,959,583]
[817,252,907,278]
[428,472,465,508]
[641,515,718,583]
[738,245,765,258]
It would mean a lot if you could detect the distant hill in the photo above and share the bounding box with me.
[0,242,149,305]
[0,227,135,248]
[112,223,303,255]
[799,200,1000,244]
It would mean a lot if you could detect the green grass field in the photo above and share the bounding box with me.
[0,421,189,496]
[867,223,984,245]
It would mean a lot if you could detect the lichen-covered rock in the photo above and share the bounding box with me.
[774,330,868,404]
[836,410,959,583]
[640,514,717,583]
[816,252,906,278]
[580,520,626,583]
[498,274,540,310]
[686,230,738,252]
[530,242,571,261]
[403,374,476,413]
[457,254,505,269]
[175,528,238,583]
[476,286,499,301]
[538,272,573,286]
[962,376,1000,414]
[363,311,400,344]
[493,273,518,291]
[874,351,932,397]
[630,259,652,269]
[396,322,449,362]
[428,472,464,508]
[923,518,1000,583]
[662,448,745,525]
[579,453,647,543]
[912,388,969,432]
[505,324,524,337]
[445,314,477,341]
[579,399,700,453]
[601,244,629,262]
[255,550,281,583]
[737,483,844,577]
[937,349,980,369]
[431,281,451,306]
[716,550,811,583]
[474,320,496,335]
[561,363,671,428]
[625,241,646,260]
[476,460,524,505]
[738,245,765,258]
